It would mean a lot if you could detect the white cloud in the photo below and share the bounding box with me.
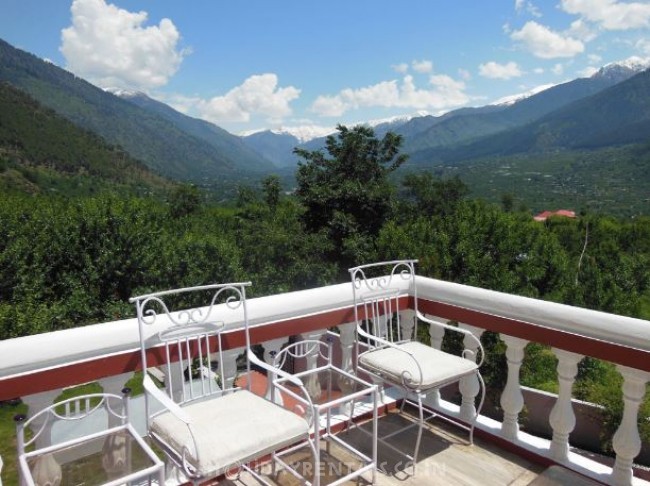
[392,63,409,74]
[310,74,469,118]
[515,0,542,17]
[636,38,650,55]
[412,59,433,73]
[533,67,545,73]
[588,53,603,63]
[60,0,186,90]
[511,21,585,58]
[567,19,597,41]
[578,66,600,76]
[561,0,650,30]
[196,74,300,123]
[458,68,472,80]
[552,63,565,75]
[479,61,523,79]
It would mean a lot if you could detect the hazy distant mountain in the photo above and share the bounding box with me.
[399,62,646,155]
[241,130,302,168]
[111,89,274,172]
[0,38,274,182]
[409,67,650,164]
[242,58,649,168]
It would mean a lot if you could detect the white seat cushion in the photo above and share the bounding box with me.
[150,389,309,477]
[359,341,478,390]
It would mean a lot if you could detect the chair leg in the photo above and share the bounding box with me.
[412,392,425,473]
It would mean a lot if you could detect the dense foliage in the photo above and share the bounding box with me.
[1,124,649,462]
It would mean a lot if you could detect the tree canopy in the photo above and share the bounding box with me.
[294,124,407,266]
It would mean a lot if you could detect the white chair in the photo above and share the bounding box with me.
[349,260,485,470]
[14,390,164,486]
[130,282,316,483]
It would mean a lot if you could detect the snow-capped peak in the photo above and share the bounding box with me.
[362,111,429,128]
[491,84,556,107]
[242,125,336,143]
[602,56,650,73]
[104,87,145,98]
[592,56,650,81]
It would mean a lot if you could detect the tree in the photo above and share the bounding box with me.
[262,175,281,212]
[294,124,407,265]
[402,172,469,217]
[169,184,201,218]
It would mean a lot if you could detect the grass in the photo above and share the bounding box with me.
[0,399,28,486]
[0,375,145,485]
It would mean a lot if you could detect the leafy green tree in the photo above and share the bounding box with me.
[294,124,407,266]
[169,184,201,218]
[262,175,281,212]
[402,173,469,217]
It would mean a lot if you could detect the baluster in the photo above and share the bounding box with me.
[263,337,289,404]
[98,374,134,478]
[21,390,62,486]
[398,309,416,342]
[162,361,185,403]
[99,373,131,423]
[423,314,446,408]
[301,330,326,401]
[219,346,244,391]
[610,366,650,486]
[336,323,356,416]
[549,349,582,461]
[458,323,484,422]
[499,335,528,440]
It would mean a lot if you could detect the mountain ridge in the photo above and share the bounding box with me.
[0,38,274,183]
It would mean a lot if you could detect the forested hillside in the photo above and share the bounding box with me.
[0,82,170,196]
[0,39,274,183]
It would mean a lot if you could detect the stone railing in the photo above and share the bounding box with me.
[415,276,650,486]
[1,276,649,485]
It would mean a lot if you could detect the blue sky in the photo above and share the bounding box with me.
[2,0,650,137]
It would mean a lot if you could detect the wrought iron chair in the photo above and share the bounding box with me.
[14,390,164,486]
[349,260,485,470]
[131,282,316,483]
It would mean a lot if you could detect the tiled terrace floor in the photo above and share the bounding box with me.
[223,409,603,486]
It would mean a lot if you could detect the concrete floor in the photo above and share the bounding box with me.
[225,409,554,486]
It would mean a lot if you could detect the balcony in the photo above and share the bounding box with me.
[1,276,649,485]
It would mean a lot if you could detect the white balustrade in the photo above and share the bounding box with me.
[423,314,446,408]
[549,349,582,461]
[336,323,357,416]
[219,346,244,391]
[301,330,326,401]
[21,390,62,486]
[399,309,416,342]
[263,337,289,404]
[458,323,484,422]
[611,366,650,486]
[499,335,528,440]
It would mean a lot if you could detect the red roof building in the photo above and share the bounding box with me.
[534,209,576,222]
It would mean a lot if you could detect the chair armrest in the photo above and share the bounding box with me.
[143,374,192,424]
[357,324,415,356]
[416,311,485,366]
[248,350,305,389]
[247,350,316,420]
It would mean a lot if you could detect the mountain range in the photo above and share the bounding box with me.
[1,36,649,206]
[0,38,273,184]
[240,59,650,168]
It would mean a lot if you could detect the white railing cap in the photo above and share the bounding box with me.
[416,276,650,352]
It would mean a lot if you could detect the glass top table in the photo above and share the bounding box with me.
[19,423,164,486]
[274,363,378,486]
